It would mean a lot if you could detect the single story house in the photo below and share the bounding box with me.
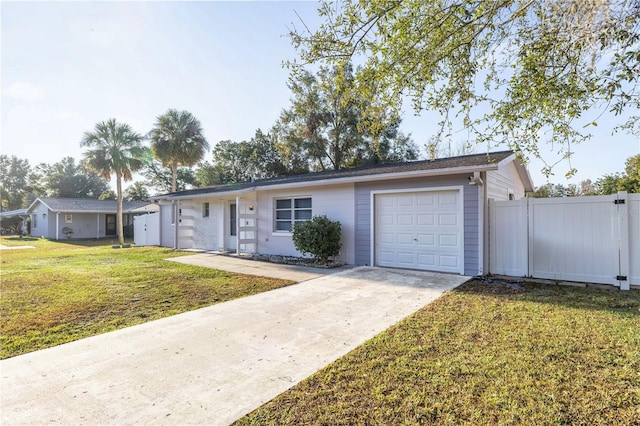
[26,197,158,240]
[152,151,534,276]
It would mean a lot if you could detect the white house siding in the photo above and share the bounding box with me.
[354,175,480,276]
[255,183,356,264]
[486,161,526,201]
[159,203,175,248]
[192,199,224,251]
[30,203,50,238]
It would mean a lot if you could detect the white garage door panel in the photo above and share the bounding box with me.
[440,255,459,268]
[439,213,458,225]
[417,254,436,267]
[439,234,458,246]
[417,214,435,225]
[375,189,463,274]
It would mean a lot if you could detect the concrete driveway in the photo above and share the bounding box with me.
[1,265,468,426]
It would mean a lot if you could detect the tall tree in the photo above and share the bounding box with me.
[80,119,145,245]
[595,154,640,194]
[124,182,151,201]
[141,158,197,194]
[290,0,639,176]
[0,155,32,211]
[149,109,209,192]
[278,63,418,171]
[36,157,110,199]
[196,130,291,186]
[620,154,640,193]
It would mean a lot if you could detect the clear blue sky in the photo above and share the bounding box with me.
[2,1,638,190]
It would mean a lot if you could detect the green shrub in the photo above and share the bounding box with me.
[292,215,342,262]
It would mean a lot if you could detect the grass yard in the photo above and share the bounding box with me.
[0,237,293,359]
[237,280,640,425]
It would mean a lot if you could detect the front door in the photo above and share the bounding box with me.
[106,214,116,236]
[228,203,237,250]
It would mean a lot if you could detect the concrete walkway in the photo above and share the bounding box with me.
[166,252,347,282]
[1,266,468,426]
[0,244,35,250]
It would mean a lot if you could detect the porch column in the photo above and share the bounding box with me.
[235,196,240,255]
[174,200,179,250]
[96,214,100,239]
[56,212,59,240]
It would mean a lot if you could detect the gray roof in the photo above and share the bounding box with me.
[158,150,518,198]
[27,198,155,214]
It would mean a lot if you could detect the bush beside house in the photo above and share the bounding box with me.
[292,216,342,263]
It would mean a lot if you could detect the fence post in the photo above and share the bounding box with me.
[618,191,630,291]
[526,196,533,278]
[488,198,495,275]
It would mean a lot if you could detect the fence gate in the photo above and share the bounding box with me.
[489,192,638,290]
[133,213,160,247]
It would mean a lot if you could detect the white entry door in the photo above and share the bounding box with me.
[374,189,464,274]
[227,202,237,251]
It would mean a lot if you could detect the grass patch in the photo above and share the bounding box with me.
[237,280,640,425]
[0,237,293,359]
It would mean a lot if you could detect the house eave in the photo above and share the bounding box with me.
[498,153,534,192]
[25,198,154,215]
[255,164,501,191]
[154,163,502,200]
[26,198,52,215]
[153,186,257,201]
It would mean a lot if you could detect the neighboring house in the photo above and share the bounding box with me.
[26,198,158,240]
[152,151,534,276]
[0,208,28,234]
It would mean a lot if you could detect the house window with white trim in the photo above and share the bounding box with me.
[65,214,73,223]
[274,197,312,232]
[202,202,210,218]
[31,214,37,228]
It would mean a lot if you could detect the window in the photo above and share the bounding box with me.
[203,202,210,218]
[229,203,237,236]
[274,197,312,232]
[31,214,37,228]
[65,214,73,223]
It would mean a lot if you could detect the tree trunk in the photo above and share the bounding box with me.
[116,171,124,246]
[171,161,178,192]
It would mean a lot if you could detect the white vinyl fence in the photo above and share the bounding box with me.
[489,192,639,290]
[133,213,160,247]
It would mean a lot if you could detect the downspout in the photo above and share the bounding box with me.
[56,212,60,240]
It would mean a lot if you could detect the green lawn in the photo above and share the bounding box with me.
[237,280,640,425]
[0,237,293,359]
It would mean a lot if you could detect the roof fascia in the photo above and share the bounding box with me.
[25,198,52,214]
[154,164,501,199]
[154,186,257,201]
[515,161,535,192]
[498,153,535,192]
[254,164,500,192]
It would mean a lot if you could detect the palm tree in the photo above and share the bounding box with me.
[81,119,145,246]
[149,109,209,192]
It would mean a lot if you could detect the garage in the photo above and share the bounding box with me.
[374,189,464,274]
